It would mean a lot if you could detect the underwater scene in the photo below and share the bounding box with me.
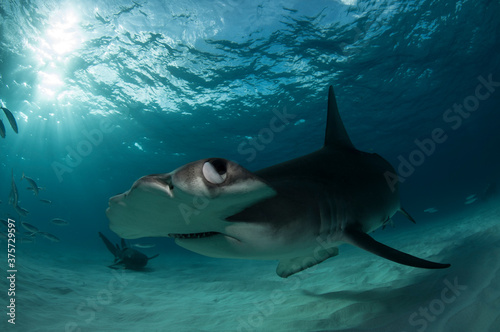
[1,0,500,331]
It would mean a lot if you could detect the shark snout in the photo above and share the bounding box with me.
[108,193,125,207]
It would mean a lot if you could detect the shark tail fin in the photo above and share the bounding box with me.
[399,207,416,224]
[344,228,450,269]
[324,86,355,150]
[99,232,119,258]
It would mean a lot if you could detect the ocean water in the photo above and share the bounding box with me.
[1,0,500,331]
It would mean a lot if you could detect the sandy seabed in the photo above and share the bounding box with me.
[1,197,499,332]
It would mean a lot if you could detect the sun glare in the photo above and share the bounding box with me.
[37,71,65,98]
[32,7,85,101]
[45,11,82,55]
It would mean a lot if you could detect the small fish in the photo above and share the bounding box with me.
[9,169,18,207]
[132,243,156,249]
[14,204,29,217]
[51,218,69,226]
[26,186,45,192]
[465,194,478,205]
[21,222,39,233]
[39,199,52,204]
[38,231,60,242]
[0,119,5,138]
[22,173,39,196]
[1,106,18,133]
[465,198,477,205]
[424,207,438,213]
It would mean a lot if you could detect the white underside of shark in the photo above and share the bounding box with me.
[106,86,450,278]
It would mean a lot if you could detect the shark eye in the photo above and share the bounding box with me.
[202,160,227,184]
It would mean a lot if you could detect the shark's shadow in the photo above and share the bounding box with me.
[300,224,500,331]
[98,232,159,271]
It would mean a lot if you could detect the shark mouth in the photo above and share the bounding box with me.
[168,232,220,239]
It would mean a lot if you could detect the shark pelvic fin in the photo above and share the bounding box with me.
[399,207,416,224]
[276,247,339,278]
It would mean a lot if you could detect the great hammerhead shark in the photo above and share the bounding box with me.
[99,232,158,270]
[105,86,450,277]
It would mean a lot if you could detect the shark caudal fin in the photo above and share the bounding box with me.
[344,228,450,269]
[324,86,355,150]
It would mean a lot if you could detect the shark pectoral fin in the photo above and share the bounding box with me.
[344,229,450,269]
[108,261,124,269]
[276,247,339,278]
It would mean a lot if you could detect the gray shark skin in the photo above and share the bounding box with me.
[106,86,450,278]
[98,232,158,270]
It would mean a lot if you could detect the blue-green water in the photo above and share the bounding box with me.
[1,1,500,331]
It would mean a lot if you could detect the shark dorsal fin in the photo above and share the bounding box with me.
[98,232,119,258]
[324,86,354,149]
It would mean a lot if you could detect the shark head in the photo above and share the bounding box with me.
[106,158,277,257]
